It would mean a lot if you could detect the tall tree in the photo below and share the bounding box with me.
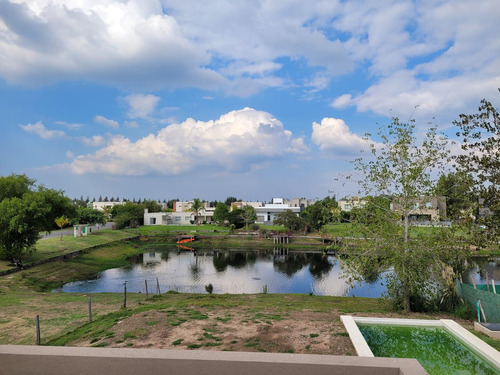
[435,172,475,221]
[455,95,500,246]
[189,198,204,225]
[344,117,468,312]
[241,205,257,230]
[275,210,306,232]
[213,202,229,225]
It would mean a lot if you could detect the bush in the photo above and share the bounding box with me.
[205,283,214,294]
[250,223,260,231]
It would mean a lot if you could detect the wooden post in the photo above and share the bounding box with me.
[145,279,149,299]
[486,273,490,292]
[471,276,477,289]
[478,300,487,323]
[36,315,41,345]
[123,281,127,308]
[88,296,92,323]
[492,279,497,294]
[156,277,161,295]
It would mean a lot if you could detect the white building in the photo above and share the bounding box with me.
[91,201,124,212]
[338,197,367,212]
[255,198,301,225]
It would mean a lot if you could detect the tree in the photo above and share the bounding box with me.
[227,209,245,228]
[224,196,239,206]
[455,95,500,245]
[343,117,468,312]
[142,200,162,213]
[0,174,74,260]
[112,202,143,229]
[435,172,475,221]
[275,210,306,232]
[55,216,70,241]
[74,207,106,226]
[213,202,229,225]
[0,193,50,261]
[189,198,204,225]
[300,196,339,230]
[241,205,257,230]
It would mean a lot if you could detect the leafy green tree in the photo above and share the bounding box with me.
[74,207,106,226]
[0,189,50,261]
[300,196,339,230]
[189,198,204,225]
[142,200,162,213]
[275,209,306,232]
[455,96,500,245]
[344,117,468,312]
[241,205,257,230]
[55,216,70,241]
[227,209,245,228]
[0,173,34,201]
[213,202,229,225]
[0,174,75,260]
[224,196,239,206]
[112,202,144,229]
[435,172,475,221]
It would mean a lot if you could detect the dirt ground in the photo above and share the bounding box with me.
[70,305,475,355]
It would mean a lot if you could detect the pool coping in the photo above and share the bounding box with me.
[340,315,500,369]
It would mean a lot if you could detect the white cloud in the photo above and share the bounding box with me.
[71,108,307,175]
[94,115,119,128]
[20,121,65,140]
[125,94,160,119]
[332,0,500,121]
[311,118,370,155]
[66,151,74,158]
[79,135,106,147]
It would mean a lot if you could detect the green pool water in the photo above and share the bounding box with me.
[358,325,498,375]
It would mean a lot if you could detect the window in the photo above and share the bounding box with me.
[150,218,156,225]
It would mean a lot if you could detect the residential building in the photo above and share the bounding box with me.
[255,198,300,225]
[283,197,317,211]
[91,201,124,211]
[390,196,446,221]
[338,197,367,212]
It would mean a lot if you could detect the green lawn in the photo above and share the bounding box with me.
[0,229,137,272]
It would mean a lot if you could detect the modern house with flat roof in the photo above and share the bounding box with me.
[255,198,301,225]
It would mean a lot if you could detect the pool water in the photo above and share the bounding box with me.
[358,325,498,375]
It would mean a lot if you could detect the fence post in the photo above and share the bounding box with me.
[145,280,149,299]
[156,277,161,295]
[88,296,92,323]
[36,315,41,345]
[123,281,127,308]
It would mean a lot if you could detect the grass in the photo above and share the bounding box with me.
[0,229,137,272]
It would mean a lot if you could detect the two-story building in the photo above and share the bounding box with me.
[390,196,447,222]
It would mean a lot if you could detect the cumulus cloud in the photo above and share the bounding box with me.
[311,118,370,155]
[20,121,65,140]
[331,0,500,120]
[94,115,119,128]
[125,94,160,119]
[0,0,352,95]
[71,108,307,175]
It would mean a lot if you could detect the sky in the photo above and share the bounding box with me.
[1,0,499,202]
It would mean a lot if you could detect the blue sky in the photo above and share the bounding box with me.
[1,0,499,202]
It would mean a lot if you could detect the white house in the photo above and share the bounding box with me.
[338,197,367,212]
[255,198,301,225]
[91,201,124,212]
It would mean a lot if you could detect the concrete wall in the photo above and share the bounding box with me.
[0,345,428,375]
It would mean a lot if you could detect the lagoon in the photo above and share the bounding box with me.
[58,246,389,296]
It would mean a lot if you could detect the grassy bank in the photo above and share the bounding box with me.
[0,229,137,272]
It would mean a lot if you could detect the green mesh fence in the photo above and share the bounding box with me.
[456,280,500,323]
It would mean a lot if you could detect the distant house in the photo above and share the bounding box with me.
[91,201,124,212]
[255,198,300,225]
[284,197,317,211]
[338,197,367,212]
[391,196,446,222]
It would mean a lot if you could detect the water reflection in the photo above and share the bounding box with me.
[58,247,389,296]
